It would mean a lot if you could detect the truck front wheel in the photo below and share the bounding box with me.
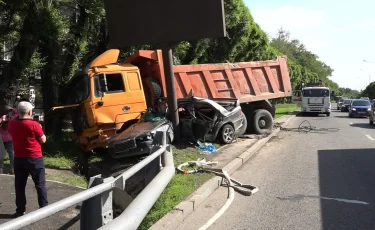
[252,109,273,135]
[142,77,162,108]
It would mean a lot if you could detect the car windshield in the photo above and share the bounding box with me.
[343,100,352,104]
[302,88,329,97]
[352,100,370,106]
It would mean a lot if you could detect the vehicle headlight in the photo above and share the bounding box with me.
[139,134,152,141]
[368,108,371,111]
[352,108,356,111]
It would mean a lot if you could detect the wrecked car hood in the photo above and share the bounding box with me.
[109,119,170,143]
[177,96,239,116]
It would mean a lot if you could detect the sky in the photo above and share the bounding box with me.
[243,0,375,91]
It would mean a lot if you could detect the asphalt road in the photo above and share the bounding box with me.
[178,103,375,230]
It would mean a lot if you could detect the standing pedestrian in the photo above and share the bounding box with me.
[0,132,6,174]
[0,114,14,174]
[8,101,48,217]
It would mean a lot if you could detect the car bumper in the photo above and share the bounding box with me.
[341,107,349,111]
[349,111,370,117]
[302,107,331,113]
[109,139,154,159]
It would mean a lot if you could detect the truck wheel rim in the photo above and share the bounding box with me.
[223,127,233,142]
[259,119,266,128]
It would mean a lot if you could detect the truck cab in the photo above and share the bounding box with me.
[54,50,149,152]
[300,86,331,116]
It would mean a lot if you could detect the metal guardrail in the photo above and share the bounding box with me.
[0,131,175,230]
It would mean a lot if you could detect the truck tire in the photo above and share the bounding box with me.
[142,77,162,108]
[218,124,235,144]
[237,114,247,136]
[252,109,273,135]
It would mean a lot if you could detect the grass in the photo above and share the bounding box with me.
[45,170,87,188]
[138,143,217,230]
[1,132,88,188]
[275,103,300,119]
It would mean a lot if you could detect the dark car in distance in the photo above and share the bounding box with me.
[340,99,352,112]
[369,100,375,125]
[348,99,371,118]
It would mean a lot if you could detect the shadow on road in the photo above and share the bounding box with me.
[350,123,373,129]
[318,148,375,230]
[0,214,14,219]
[334,115,349,118]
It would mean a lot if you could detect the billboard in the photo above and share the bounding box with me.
[104,0,226,47]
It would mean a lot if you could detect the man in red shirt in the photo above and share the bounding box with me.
[8,101,48,217]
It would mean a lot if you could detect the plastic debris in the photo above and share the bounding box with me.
[197,141,217,155]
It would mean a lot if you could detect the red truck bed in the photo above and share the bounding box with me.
[124,50,292,103]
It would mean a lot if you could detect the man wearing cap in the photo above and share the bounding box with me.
[8,101,48,217]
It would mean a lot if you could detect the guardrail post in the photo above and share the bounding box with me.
[80,175,114,230]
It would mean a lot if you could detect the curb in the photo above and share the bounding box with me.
[149,113,298,230]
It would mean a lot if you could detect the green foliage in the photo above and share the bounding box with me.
[270,28,340,93]
[170,0,273,64]
[340,87,360,99]
[275,103,300,118]
[360,82,375,99]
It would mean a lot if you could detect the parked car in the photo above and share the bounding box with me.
[369,100,375,125]
[340,99,352,112]
[348,99,371,118]
[178,96,247,144]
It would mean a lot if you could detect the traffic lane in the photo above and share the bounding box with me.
[178,112,375,230]
[331,104,375,141]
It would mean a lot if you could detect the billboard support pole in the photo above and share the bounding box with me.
[161,43,180,141]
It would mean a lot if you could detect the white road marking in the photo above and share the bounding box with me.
[366,135,375,141]
[319,196,369,205]
[349,122,353,125]
[277,195,369,205]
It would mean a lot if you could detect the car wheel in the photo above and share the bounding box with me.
[237,114,247,136]
[252,109,273,135]
[218,124,235,144]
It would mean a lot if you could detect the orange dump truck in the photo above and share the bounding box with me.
[53,49,292,153]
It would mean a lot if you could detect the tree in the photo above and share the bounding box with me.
[270,28,340,93]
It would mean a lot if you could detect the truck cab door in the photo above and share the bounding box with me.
[92,71,147,130]
[292,90,302,106]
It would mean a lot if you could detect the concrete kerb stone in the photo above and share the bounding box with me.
[150,112,298,230]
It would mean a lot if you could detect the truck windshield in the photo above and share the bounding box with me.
[352,100,370,106]
[65,73,90,105]
[302,89,329,97]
